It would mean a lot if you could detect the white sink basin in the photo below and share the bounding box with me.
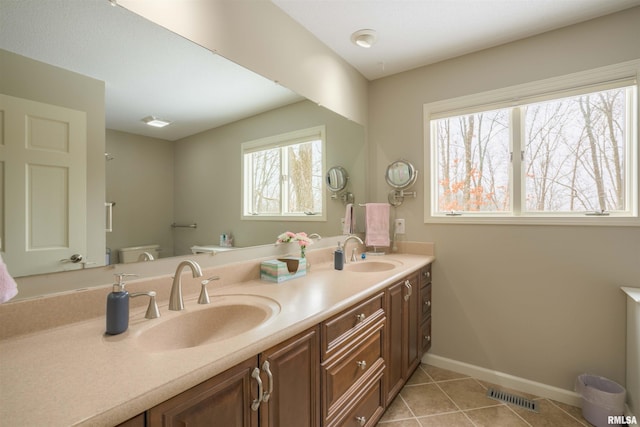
[344,260,399,273]
[134,295,280,352]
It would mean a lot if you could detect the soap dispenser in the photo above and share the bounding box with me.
[106,273,136,335]
[334,242,344,270]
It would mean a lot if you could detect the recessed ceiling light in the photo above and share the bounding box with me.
[142,116,172,128]
[351,29,377,48]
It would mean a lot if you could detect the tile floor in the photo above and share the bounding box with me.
[377,364,593,427]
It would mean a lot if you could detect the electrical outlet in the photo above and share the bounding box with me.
[395,219,405,234]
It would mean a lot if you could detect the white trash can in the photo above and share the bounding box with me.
[576,374,626,427]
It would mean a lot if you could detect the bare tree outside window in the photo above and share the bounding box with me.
[524,88,626,212]
[435,109,511,212]
[432,85,633,217]
[244,129,324,217]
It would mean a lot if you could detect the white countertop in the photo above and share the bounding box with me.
[0,253,433,426]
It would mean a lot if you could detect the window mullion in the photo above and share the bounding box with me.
[511,107,523,215]
[280,146,288,215]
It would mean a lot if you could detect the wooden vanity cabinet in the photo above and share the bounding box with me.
[146,327,320,427]
[147,357,259,427]
[259,326,320,427]
[419,264,432,354]
[385,271,421,405]
[320,292,386,426]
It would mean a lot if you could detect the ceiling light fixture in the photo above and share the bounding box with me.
[141,116,172,128]
[351,29,377,48]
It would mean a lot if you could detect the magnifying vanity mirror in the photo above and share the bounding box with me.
[326,166,354,204]
[385,159,418,207]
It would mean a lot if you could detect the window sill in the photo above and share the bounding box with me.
[425,215,640,227]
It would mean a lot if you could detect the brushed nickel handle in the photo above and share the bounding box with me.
[262,360,274,403]
[251,367,263,411]
[355,313,366,323]
[356,415,366,425]
[404,280,412,301]
[356,360,367,370]
[424,335,431,342]
[424,300,431,307]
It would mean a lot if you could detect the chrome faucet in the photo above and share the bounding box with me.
[342,235,364,264]
[169,260,203,311]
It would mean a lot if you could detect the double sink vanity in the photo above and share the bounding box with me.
[0,243,434,426]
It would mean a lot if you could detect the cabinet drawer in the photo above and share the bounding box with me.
[421,316,432,354]
[421,284,432,319]
[321,292,384,359]
[328,368,385,427]
[420,264,432,286]
[322,319,385,419]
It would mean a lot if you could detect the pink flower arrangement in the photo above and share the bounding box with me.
[276,231,313,258]
[276,231,313,247]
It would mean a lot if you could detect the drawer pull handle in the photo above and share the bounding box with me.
[355,313,366,323]
[424,300,431,307]
[356,360,367,370]
[251,367,263,411]
[356,416,367,425]
[262,360,274,403]
[424,335,431,342]
[424,270,431,278]
[404,280,412,301]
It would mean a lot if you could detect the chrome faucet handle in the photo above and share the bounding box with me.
[130,291,160,319]
[198,276,220,304]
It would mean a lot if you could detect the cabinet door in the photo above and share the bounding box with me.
[385,272,421,405]
[260,327,320,427]
[406,273,421,376]
[147,357,259,427]
[385,280,405,404]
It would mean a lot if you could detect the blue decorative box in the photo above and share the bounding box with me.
[260,257,307,283]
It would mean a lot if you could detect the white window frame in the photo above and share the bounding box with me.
[424,61,640,226]
[241,125,326,222]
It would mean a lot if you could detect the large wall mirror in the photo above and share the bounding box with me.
[0,0,365,293]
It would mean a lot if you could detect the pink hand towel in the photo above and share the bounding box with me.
[365,203,390,247]
[0,254,18,303]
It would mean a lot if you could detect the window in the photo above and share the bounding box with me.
[426,65,639,225]
[242,126,325,221]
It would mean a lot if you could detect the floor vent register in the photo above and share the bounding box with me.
[487,388,539,412]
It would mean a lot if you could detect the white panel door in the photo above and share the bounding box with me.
[0,94,87,277]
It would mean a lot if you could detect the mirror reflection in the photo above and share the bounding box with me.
[386,160,418,190]
[0,0,365,282]
[326,166,349,193]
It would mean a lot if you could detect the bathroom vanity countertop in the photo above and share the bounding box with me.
[0,252,433,426]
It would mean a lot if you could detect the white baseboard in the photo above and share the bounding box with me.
[422,353,583,407]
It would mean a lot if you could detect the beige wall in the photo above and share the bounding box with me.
[173,100,365,254]
[105,130,175,261]
[368,7,640,391]
[119,0,368,126]
[0,49,106,274]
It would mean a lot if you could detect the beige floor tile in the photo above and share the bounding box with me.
[549,399,591,425]
[380,395,414,422]
[400,383,458,417]
[421,364,469,382]
[377,419,422,427]
[406,366,433,385]
[464,405,530,427]
[417,412,475,427]
[438,378,501,410]
[511,398,587,427]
